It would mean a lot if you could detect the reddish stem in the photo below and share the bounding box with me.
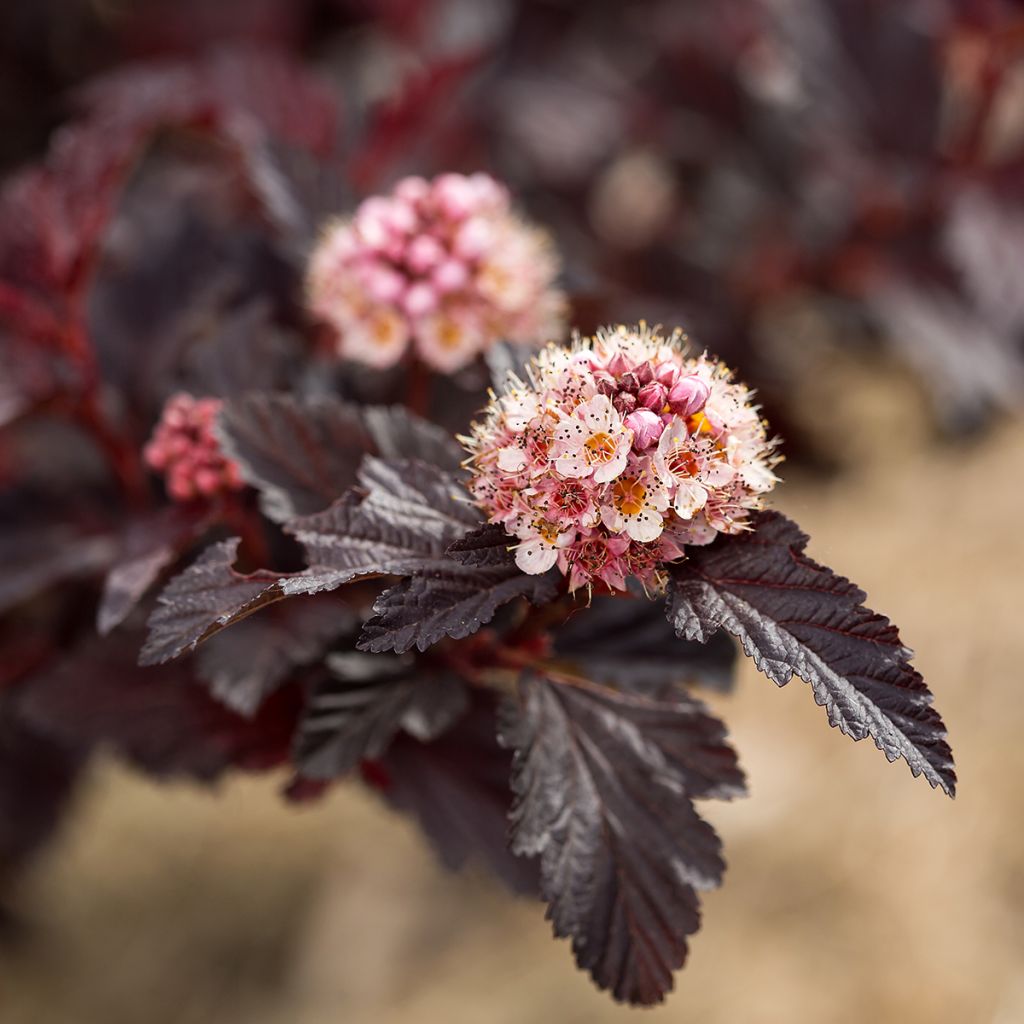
[403,356,433,418]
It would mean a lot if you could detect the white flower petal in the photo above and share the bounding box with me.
[673,478,708,519]
[555,452,589,478]
[515,538,560,574]
[593,449,628,484]
[582,394,615,432]
[497,446,528,472]
[625,509,664,543]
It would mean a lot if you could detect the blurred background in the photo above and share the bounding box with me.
[2,1,1024,1022]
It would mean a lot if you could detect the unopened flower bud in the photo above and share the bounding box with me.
[405,234,446,274]
[433,173,478,220]
[144,393,245,503]
[403,281,439,317]
[668,374,711,417]
[637,381,668,410]
[655,361,678,387]
[394,175,430,206]
[613,391,637,415]
[452,217,493,260]
[625,408,665,450]
[362,264,406,304]
[606,352,631,376]
[619,371,641,394]
[432,258,469,294]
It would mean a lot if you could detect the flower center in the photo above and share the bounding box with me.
[534,519,563,545]
[438,320,463,350]
[585,431,617,462]
[372,315,396,346]
[666,446,700,479]
[613,477,647,517]
[551,480,590,517]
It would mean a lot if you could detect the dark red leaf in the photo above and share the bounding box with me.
[294,652,469,780]
[196,597,355,717]
[19,636,303,783]
[378,691,540,897]
[498,670,743,1005]
[667,510,956,796]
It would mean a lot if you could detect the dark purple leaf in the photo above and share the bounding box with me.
[196,598,356,717]
[446,522,516,568]
[358,563,559,655]
[19,636,303,783]
[294,652,468,780]
[140,538,285,665]
[0,703,84,881]
[498,670,744,1005]
[97,507,206,635]
[288,458,479,581]
[378,694,541,897]
[0,526,116,616]
[216,394,378,522]
[142,460,480,664]
[360,405,465,475]
[666,510,956,796]
[216,396,465,522]
[553,594,737,695]
[186,300,297,399]
[870,283,1023,428]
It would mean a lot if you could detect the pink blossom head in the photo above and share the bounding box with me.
[305,173,567,372]
[144,393,244,503]
[464,323,781,593]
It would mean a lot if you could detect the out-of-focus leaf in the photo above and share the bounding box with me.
[196,597,355,717]
[19,636,303,782]
[870,283,1024,427]
[376,691,540,896]
[0,702,85,881]
[945,188,1024,335]
[499,670,743,1005]
[667,510,956,796]
[0,526,116,616]
[294,652,468,779]
[553,593,737,695]
[186,300,297,399]
[97,506,207,635]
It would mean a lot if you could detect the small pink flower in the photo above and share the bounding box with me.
[514,519,576,574]
[637,380,668,411]
[306,173,566,372]
[655,419,735,519]
[144,393,244,503]
[599,458,669,543]
[552,394,633,483]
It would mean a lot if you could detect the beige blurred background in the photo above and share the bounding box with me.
[3,359,1023,1024]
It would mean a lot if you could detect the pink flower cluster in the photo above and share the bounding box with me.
[464,324,781,593]
[144,393,244,502]
[305,173,566,372]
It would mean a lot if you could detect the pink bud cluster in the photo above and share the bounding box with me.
[305,173,567,372]
[464,324,781,593]
[144,393,244,502]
